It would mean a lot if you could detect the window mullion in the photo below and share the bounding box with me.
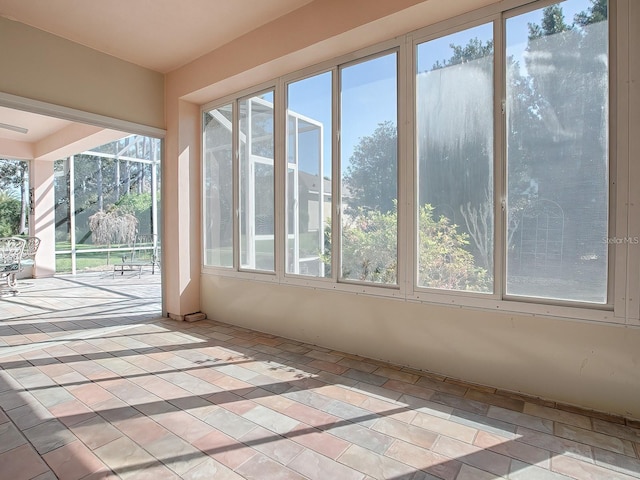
[232,100,240,271]
[332,66,341,283]
[495,15,506,299]
[399,37,412,298]
[274,81,286,279]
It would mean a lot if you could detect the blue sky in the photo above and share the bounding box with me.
[285,0,597,176]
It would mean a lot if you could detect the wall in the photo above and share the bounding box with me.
[167,0,639,418]
[201,275,640,419]
[0,17,164,129]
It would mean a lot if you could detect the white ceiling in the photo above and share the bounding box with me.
[0,106,72,143]
[0,0,314,156]
[0,0,314,73]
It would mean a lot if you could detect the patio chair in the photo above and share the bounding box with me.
[0,237,26,296]
[113,234,159,278]
[10,236,41,285]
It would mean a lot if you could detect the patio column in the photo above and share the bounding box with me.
[30,159,56,277]
[162,99,201,319]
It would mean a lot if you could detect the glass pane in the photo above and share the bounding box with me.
[54,159,71,246]
[286,72,332,277]
[506,0,608,303]
[240,92,275,271]
[203,104,233,267]
[416,23,494,293]
[72,136,159,250]
[0,159,29,236]
[340,53,398,284]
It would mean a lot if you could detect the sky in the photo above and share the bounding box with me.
[285,0,597,177]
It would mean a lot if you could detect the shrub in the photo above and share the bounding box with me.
[338,203,489,291]
[0,193,20,237]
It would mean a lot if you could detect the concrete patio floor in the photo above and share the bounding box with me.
[0,272,639,479]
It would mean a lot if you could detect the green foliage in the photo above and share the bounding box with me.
[0,159,29,234]
[528,4,571,40]
[344,121,397,215]
[0,192,20,237]
[115,192,152,215]
[418,205,489,291]
[341,206,398,283]
[339,203,489,290]
[574,0,607,27]
[0,159,27,191]
[432,38,494,70]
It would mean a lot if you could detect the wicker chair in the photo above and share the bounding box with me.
[0,237,26,295]
[9,236,41,287]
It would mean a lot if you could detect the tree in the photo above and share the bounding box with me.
[528,4,571,40]
[431,38,494,70]
[0,159,28,234]
[417,36,494,275]
[88,206,138,246]
[0,190,21,237]
[343,121,397,214]
[574,0,607,27]
[511,0,609,273]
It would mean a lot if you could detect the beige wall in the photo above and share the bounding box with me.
[201,275,640,419]
[0,17,164,129]
[163,0,639,419]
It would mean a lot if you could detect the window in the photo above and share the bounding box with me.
[239,92,275,272]
[286,72,332,277]
[0,159,29,237]
[505,0,608,303]
[202,0,616,318]
[54,135,161,274]
[416,23,494,293]
[203,104,233,268]
[340,53,398,285]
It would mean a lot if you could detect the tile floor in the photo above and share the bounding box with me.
[0,272,639,479]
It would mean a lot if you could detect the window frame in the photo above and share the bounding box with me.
[411,16,500,299]
[200,0,635,325]
[337,48,402,289]
[283,69,334,281]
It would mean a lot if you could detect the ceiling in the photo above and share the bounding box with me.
[0,0,314,73]
[0,0,314,157]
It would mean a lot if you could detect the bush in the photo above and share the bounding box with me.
[417,205,490,291]
[338,203,489,290]
[0,195,20,237]
[341,207,398,283]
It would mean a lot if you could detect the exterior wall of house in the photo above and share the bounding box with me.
[0,17,164,129]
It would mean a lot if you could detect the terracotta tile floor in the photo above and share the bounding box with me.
[1,273,639,479]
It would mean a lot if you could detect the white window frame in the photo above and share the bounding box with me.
[200,0,638,326]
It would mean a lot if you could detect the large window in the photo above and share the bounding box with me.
[0,159,29,237]
[505,0,608,303]
[202,0,615,316]
[54,135,161,273]
[203,104,233,268]
[240,92,275,272]
[340,53,398,285]
[286,72,332,277]
[416,23,494,293]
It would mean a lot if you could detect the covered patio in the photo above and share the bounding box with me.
[1,273,639,479]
